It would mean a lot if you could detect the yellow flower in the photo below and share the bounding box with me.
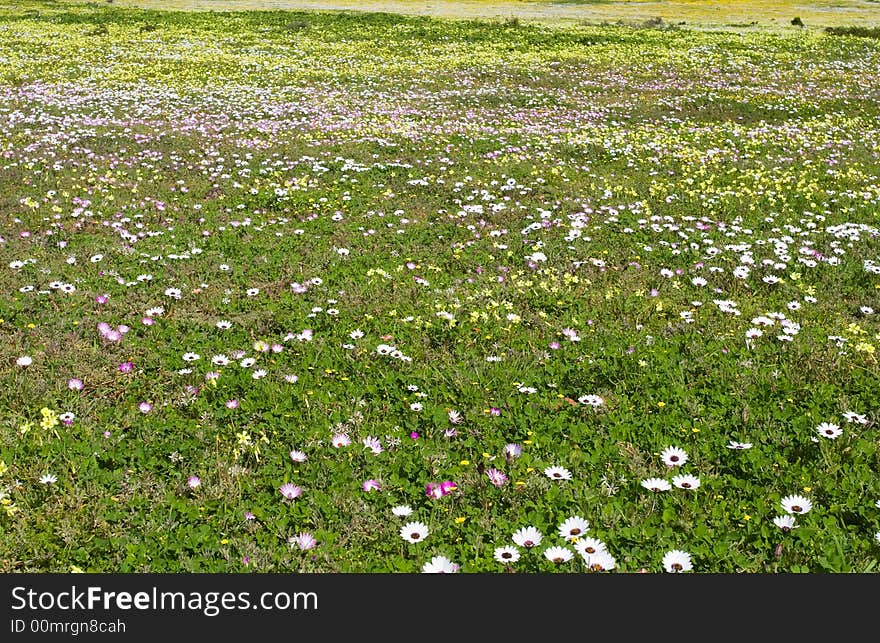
[459,460,470,466]
[454,517,466,524]
[0,461,7,476]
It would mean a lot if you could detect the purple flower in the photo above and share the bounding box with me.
[504,443,523,460]
[486,468,508,487]
[226,399,239,409]
[410,431,420,440]
[289,532,317,551]
[119,362,134,373]
[489,407,502,416]
[279,483,302,500]
[138,402,152,413]
[95,294,108,304]
[362,479,381,492]
[244,511,256,521]
[67,378,84,391]
[186,475,201,489]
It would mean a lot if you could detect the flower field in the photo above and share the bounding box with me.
[1,0,879,573]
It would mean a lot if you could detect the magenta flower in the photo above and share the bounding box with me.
[186,475,201,489]
[119,362,134,373]
[67,378,84,391]
[489,407,502,416]
[95,294,108,304]
[427,480,458,498]
[226,399,239,409]
[279,483,302,500]
[410,431,420,439]
[142,317,155,326]
[362,479,382,492]
[138,402,152,413]
[244,511,256,521]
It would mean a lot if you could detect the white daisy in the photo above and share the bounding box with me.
[660,446,688,467]
[512,526,543,548]
[493,545,520,564]
[780,494,812,515]
[400,521,429,543]
[815,422,843,439]
[422,555,457,573]
[544,546,574,563]
[544,466,572,481]
[773,515,798,532]
[641,478,672,492]
[662,550,693,573]
[672,474,701,490]
[574,537,608,558]
[557,516,590,540]
[583,550,617,571]
[578,394,605,407]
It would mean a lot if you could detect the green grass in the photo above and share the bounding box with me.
[104,0,880,29]
[0,0,879,573]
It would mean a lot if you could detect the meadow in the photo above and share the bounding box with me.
[1,0,879,573]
